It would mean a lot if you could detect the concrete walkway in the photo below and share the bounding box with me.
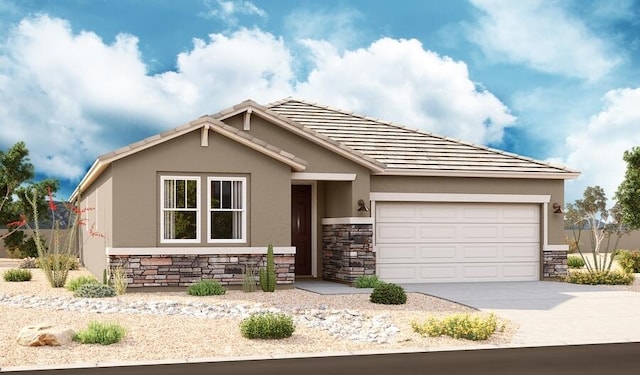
[295,279,640,346]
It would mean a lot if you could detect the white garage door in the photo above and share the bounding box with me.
[375,202,540,283]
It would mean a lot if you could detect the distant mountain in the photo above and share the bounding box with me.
[1,201,72,230]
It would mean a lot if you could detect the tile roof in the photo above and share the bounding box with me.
[266,98,579,178]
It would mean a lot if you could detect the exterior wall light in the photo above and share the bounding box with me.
[552,202,564,214]
[357,199,370,212]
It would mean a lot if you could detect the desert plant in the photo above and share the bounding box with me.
[370,282,407,305]
[567,256,586,269]
[565,270,635,285]
[240,312,295,339]
[259,243,276,292]
[412,313,500,341]
[615,250,640,273]
[110,265,128,295]
[354,274,384,288]
[65,275,100,292]
[19,257,38,269]
[187,279,226,296]
[74,283,117,298]
[3,268,32,282]
[565,186,627,275]
[36,254,79,271]
[73,321,126,345]
[242,264,256,293]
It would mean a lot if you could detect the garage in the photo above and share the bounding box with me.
[375,201,540,283]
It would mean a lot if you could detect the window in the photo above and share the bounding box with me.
[208,177,246,242]
[161,176,200,243]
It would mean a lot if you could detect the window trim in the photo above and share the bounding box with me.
[207,176,247,244]
[160,175,201,244]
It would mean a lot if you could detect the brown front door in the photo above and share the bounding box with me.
[291,185,312,276]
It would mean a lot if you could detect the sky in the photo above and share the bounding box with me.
[1,0,640,206]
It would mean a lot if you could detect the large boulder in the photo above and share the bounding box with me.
[16,324,75,347]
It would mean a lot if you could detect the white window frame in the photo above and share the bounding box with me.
[207,176,247,244]
[160,176,201,244]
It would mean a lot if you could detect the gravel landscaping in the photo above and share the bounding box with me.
[0,261,521,369]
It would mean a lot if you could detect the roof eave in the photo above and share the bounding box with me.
[374,169,581,180]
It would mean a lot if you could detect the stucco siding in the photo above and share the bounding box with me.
[110,128,292,248]
[227,115,372,216]
[78,166,113,277]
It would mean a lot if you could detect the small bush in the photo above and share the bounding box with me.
[65,275,100,292]
[3,268,32,282]
[19,257,38,269]
[567,256,586,269]
[565,270,635,285]
[74,283,117,298]
[37,254,79,271]
[110,266,128,295]
[412,313,500,341]
[370,282,407,305]
[187,279,226,296]
[240,312,295,339]
[354,274,384,288]
[73,321,126,345]
[615,250,640,273]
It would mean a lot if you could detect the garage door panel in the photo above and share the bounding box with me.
[376,225,416,241]
[378,262,540,283]
[502,224,539,240]
[375,202,541,283]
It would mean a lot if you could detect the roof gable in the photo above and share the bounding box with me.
[70,116,307,201]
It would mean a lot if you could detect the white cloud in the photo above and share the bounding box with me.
[284,7,364,52]
[562,87,640,204]
[296,37,516,144]
[0,14,517,198]
[201,0,267,25]
[468,0,620,82]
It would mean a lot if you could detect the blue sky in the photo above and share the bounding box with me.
[1,0,640,205]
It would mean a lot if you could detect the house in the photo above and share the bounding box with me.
[70,98,580,288]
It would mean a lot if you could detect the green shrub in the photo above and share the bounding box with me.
[240,312,295,339]
[37,254,79,271]
[354,274,384,288]
[370,282,407,305]
[74,283,117,298]
[73,321,126,345]
[187,279,226,296]
[615,250,640,273]
[3,268,32,282]
[565,270,635,285]
[65,275,100,292]
[567,256,586,269]
[412,313,500,341]
[19,257,38,269]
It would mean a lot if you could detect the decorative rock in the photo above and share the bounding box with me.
[16,324,75,347]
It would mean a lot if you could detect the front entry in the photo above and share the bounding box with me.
[291,185,312,276]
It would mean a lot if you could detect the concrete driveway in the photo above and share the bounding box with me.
[296,280,640,346]
[405,281,640,346]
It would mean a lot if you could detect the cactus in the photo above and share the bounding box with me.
[259,243,276,292]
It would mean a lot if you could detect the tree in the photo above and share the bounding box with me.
[565,185,628,273]
[0,141,59,244]
[615,146,640,230]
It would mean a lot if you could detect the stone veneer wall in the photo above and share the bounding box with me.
[543,250,568,279]
[108,254,295,288]
[322,224,374,283]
